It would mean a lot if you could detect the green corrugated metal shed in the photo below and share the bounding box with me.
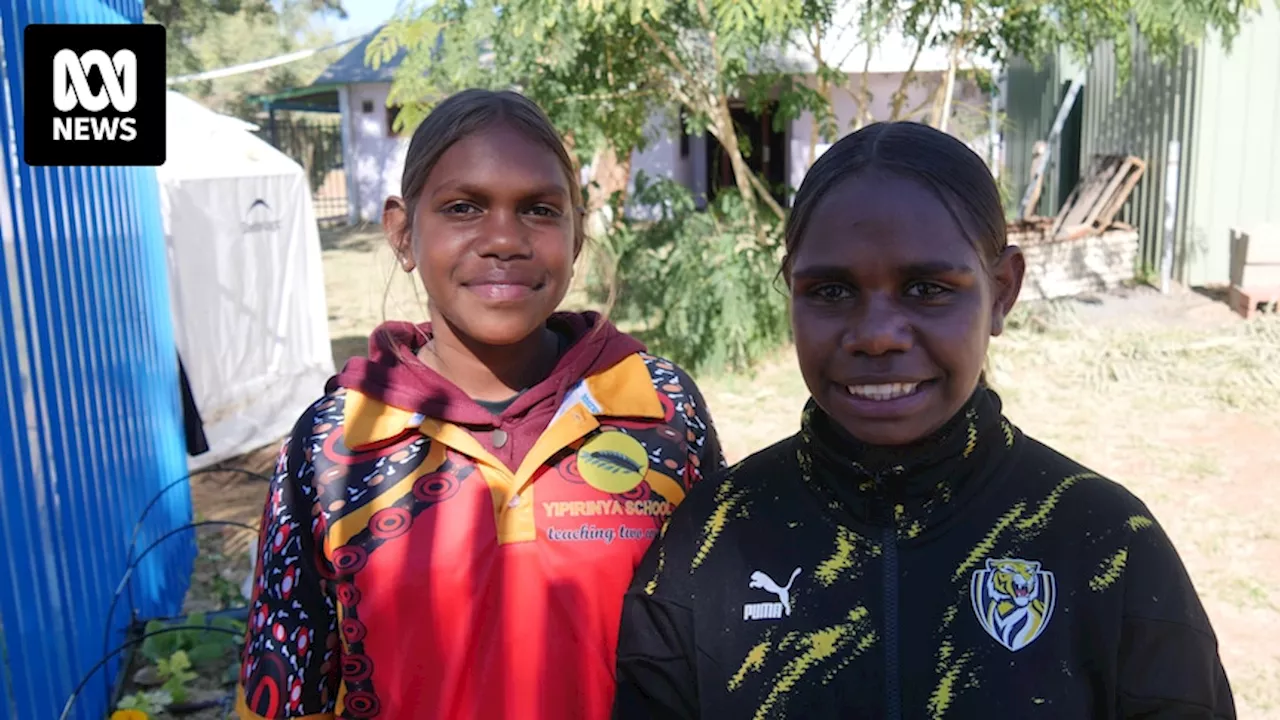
[1002,4,1280,286]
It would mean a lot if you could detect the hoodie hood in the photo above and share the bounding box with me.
[329,311,645,428]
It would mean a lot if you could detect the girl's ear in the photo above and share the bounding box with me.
[383,196,415,272]
[989,245,1026,337]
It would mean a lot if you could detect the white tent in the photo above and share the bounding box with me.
[158,91,335,470]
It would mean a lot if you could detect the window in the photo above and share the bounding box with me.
[361,99,374,114]
[386,105,402,137]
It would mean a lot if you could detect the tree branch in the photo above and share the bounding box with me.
[746,166,787,220]
[637,18,702,106]
[889,4,939,120]
[546,88,660,106]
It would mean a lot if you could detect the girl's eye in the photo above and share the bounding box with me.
[526,205,562,218]
[905,281,950,299]
[809,284,853,301]
[442,202,480,215]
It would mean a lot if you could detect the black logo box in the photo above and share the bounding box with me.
[23,23,165,167]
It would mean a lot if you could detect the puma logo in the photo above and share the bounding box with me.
[743,567,802,621]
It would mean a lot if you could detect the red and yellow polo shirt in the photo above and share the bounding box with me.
[237,352,723,719]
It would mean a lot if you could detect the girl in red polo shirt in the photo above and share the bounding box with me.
[237,89,724,720]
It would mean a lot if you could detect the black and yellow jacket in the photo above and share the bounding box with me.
[614,387,1234,719]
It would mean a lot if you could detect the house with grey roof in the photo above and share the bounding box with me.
[255,27,411,223]
[259,10,992,225]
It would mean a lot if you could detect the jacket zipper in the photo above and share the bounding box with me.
[882,524,901,720]
[875,472,902,720]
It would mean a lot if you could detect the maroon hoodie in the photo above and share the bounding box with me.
[328,310,646,477]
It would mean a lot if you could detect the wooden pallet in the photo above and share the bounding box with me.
[1228,285,1280,320]
[1049,154,1147,241]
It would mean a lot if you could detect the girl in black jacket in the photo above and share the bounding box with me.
[613,121,1234,719]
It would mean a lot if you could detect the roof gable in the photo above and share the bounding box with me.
[311,24,409,86]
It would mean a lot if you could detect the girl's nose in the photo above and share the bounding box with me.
[840,293,912,356]
[474,209,532,260]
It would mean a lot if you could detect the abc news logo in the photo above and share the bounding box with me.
[24,24,165,166]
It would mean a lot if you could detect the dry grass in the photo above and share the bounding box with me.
[191,225,1280,716]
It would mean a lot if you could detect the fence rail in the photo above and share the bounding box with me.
[255,116,348,225]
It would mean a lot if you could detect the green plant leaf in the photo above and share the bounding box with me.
[187,641,230,667]
[169,650,193,673]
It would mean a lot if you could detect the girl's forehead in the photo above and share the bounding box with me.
[421,126,570,194]
[802,177,971,249]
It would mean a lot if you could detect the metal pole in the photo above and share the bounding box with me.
[1018,72,1086,218]
[989,72,1002,177]
[1160,140,1181,293]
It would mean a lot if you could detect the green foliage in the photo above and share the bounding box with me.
[372,0,659,167]
[117,689,172,715]
[140,614,246,668]
[598,174,791,374]
[154,0,348,118]
[869,0,1266,86]
[156,651,198,704]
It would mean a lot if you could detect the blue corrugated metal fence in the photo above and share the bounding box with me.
[0,1,194,718]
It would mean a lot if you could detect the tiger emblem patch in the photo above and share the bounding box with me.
[971,558,1056,652]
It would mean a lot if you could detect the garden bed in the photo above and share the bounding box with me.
[111,512,259,719]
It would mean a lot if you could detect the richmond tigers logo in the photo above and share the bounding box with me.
[971,558,1056,652]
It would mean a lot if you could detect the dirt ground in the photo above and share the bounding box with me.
[188,225,1280,717]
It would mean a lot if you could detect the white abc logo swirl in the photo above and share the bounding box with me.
[52,49,137,113]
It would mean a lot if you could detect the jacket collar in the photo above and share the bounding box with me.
[797,385,1019,539]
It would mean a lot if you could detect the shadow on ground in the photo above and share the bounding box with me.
[1191,284,1231,305]
[320,223,383,252]
[332,334,369,369]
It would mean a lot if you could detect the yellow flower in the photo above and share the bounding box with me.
[111,710,149,720]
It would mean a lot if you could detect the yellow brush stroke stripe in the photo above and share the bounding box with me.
[729,640,772,691]
[1089,548,1128,591]
[1015,472,1098,533]
[753,607,872,720]
[692,480,743,570]
[821,630,878,685]
[963,421,977,458]
[927,649,974,718]
[644,543,665,595]
[953,502,1026,582]
[1127,515,1154,531]
[815,526,857,587]
[644,468,686,506]
[325,440,447,555]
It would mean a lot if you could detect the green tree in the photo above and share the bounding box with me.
[372,0,838,227]
[580,0,837,225]
[148,0,346,80]
[369,0,660,235]
[853,0,1269,130]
